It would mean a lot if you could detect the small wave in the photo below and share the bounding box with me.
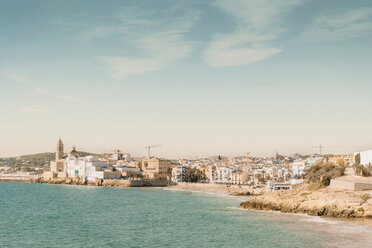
[163,188,190,192]
[301,217,338,225]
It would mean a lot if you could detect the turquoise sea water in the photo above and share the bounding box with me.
[1,182,372,248]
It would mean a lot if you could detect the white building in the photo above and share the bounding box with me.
[66,155,120,181]
[355,150,372,165]
[307,155,323,165]
[291,156,322,176]
[111,150,131,162]
[171,166,187,183]
[266,181,292,191]
[209,166,236,183]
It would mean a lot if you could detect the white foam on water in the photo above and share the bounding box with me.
[164,186,372,247]
[229,205,372,247]
[301,216,338,225]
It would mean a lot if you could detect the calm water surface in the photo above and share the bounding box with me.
[1,182,372,248]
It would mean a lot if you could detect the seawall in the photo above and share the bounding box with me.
[1,177,169,187]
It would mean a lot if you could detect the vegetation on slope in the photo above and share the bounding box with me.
[0,153,54,167]
[1,151,96,167]
[352,153,372,176]
[305,163,345,188]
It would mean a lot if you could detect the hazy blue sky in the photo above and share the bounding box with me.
[1,0,372,158]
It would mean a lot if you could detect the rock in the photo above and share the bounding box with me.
[95,178,103,186]
[230,191,251,196]
[364,211,372,218]
[239,184,372,219]
[30,177,42,183]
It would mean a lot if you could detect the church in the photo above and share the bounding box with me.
[43,138,121,181]
[50,138,66,175]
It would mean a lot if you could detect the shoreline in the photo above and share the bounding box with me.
[0,177,259,194]
[2,180,372,248]
[17,176,170,187]
[164,183,253,202]
[165,183,372,232]
[5,178,372,220]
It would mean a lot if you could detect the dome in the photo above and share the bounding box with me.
[70,146,80,157]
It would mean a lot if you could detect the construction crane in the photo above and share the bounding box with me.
[145,145,162,157]
[312,144,324,156]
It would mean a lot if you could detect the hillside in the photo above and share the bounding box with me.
[0,151,96,167]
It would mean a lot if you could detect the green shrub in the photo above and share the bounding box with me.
[185,168,206,183]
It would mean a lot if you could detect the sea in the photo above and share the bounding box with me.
[1,182,372,248]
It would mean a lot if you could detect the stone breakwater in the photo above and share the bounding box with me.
[239,184,372,218]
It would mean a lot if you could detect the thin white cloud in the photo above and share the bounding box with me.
[6,71,26,82]
[91,8,199,79]
[79,26,127,41]
[205,46,281,67]
[300,7,372,42]
[204,0,300,67]
[100,31,193,78]
[20,105,49,115]
[32,87,48,95]
[57,95,77,101]
[204,34,282,67]
[100,57,162,79]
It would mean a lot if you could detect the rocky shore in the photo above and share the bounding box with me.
[239,184,372,218]
[30,177,105,186]
[0,178,32,183]
[25,177,170,187]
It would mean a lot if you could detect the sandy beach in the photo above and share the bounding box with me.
[168,182,253,194]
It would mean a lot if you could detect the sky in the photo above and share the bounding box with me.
[1,0,372,158]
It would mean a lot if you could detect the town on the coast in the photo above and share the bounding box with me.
[2,138,372,194]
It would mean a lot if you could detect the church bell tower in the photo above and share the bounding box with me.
[56,138,64,161]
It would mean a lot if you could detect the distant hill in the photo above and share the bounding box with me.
[20,152,55,161]
[0,151,97,167]
[76,151,97,157]
[0,152,54,167]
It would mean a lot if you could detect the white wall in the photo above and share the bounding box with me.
[358,150,372,165]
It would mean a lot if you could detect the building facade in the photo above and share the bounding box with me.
[65,155,120,180]
[143,157,171,180]
[231,171,248,185]
[50,138,65,174]
[171,166,187,183]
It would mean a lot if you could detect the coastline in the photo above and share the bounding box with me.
[165,182,372,243]
[166,183,372,221]
[23,176,170,187]
[2,181,372,248]
[1,176,257,194]
[167,182,266,196]
[164,183,254,202]
[5,176,372,220]
[167,182,249,193]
